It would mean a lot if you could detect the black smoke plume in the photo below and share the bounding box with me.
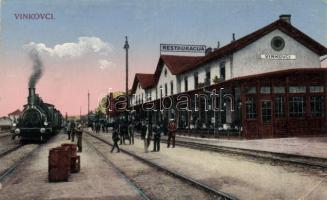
[28,49,43,88]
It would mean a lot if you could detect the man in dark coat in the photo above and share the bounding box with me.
[119,123,124,145]
[146,122,153,148]
[122,122,130,144]
[75,123,83,152]
[128,123,134,145]
[70,120,76,142]
[152,123,161,152]
[111,124,120,153]
[140,121,147,140]
[167,119,177,148]
[66,120,71,140]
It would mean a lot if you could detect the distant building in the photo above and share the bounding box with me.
[107,91,126,122]
[8,109,22,123]
[0,116,12,131]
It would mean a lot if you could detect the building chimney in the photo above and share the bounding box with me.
[279,14,291,24]
[28,88,35,105]
[205,47,212,55]
[231,33,235,42]
[217,41,220,48]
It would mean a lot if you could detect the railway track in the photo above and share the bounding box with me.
[84,137,151,200]
[0,144,40,182]
[86,132,238,200]
[0,132,11,139]
[0,144,24,159]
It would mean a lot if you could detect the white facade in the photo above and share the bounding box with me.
[131,26,324,107]
[232,29,321,77]
[155,64,178,98]
[131,82,146,106]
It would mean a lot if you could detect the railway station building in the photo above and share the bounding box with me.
[125,15,327,139]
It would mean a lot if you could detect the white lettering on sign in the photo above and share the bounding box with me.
[160,44,206,53]
[260,54,296,60]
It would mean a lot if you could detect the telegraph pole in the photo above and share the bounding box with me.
[87,90,90,124]
[123,36,129,121]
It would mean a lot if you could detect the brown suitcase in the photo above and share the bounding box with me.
[48,147,70,182]
[61,144,77,157]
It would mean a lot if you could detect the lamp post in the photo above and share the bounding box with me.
[124,36,129,122]
[87,90,90,125]
[219,87,224,130]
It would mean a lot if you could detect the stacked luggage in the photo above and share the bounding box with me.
[48,143,81,182]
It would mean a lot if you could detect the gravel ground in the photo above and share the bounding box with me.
[96,131,327,200]
[85,134,222,200]
[0,134,20,154]
[0,133,144,200]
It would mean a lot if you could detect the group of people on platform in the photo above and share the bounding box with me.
[111,120,135,153]
[66,120,83,152]
[92,121,109,134]
[65,118,178,154]
[110,118,177,153]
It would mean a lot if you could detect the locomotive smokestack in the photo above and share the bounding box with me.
[28,49,43,89]
[28,87,36,105]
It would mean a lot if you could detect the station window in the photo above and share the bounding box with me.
[246,96,256,119]
[262,101,272,123]
[146,91,151,101]
[220,62,226,80]
[309,86,324,93]
[245,87,256,94]
[194,73,198,89]
[273,86,285,94]
[184,77,188,92]
[205,71,211,86]
[260,87,271,94]
[289,86,306,93]
[289,96,305,117]
[165,84,168,96]
[310,96,325,117]
[274,96,285,118]
[271,36,285,51]
[164,69,167,77]
[159,86,163,98]
[170,81,174,95]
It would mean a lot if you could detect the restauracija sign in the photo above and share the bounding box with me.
[160,44,206,53]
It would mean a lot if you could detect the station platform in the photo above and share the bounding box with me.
[92,131,327,200]
[174,134,327,159]
[134,131,327,159]
[0,133,143,200]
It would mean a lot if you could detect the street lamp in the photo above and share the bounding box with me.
[123,36,129,122]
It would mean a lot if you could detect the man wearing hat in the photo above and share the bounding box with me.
[75,122,83,152]
[167,119,177,148]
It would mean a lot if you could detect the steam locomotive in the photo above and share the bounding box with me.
[13,87,63,142]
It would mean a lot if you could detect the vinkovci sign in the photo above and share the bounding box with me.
[160,44,206,53]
